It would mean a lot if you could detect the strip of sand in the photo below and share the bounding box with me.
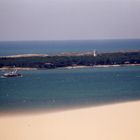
[0,101,140,140]
[0,67,37,71]
[65,64,140,69]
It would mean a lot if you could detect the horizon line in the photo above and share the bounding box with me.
[0,38,140,42]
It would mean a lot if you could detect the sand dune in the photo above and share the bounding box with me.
[0,101,140,140]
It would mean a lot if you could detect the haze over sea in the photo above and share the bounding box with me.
[0,39,140,112]
[0,39,140,56]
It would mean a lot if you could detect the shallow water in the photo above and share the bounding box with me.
[0,66,140,112]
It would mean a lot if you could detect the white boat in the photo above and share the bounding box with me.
[2,69,22,78]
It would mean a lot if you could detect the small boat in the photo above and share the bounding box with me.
[2,69,22,78]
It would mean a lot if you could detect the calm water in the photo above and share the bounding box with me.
[0,66,140,112]
[0,39,140,56]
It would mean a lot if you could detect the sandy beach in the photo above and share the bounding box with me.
[0,101,140,140]
[0,67,37,71]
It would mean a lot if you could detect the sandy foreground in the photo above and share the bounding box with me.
[0,101,140,140]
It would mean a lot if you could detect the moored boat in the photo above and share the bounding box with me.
[2,69,22,78]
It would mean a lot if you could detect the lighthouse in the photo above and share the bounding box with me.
[93,50,97,57]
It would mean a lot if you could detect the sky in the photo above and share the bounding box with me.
[0,0,140,41]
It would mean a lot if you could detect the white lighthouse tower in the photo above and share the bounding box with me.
[93,50,97,57]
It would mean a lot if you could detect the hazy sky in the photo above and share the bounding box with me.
[0,0,140,41]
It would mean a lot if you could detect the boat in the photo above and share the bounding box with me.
[2,69,22,78]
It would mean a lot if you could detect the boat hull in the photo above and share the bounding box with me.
[2,74,22,78]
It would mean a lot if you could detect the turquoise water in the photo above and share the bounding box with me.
[0,66,140,112]
[0,39,140,56]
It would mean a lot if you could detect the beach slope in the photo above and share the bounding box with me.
[0,101,140,140]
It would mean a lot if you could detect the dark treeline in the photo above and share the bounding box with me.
[0,51,140,69]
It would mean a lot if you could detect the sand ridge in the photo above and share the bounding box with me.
[0,101,140,140]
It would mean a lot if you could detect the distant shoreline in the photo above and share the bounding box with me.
[0,64,140,71]
[0,51,140,70]
[0,50,140,58]
[65,64,140,69]
[0,67,37,71]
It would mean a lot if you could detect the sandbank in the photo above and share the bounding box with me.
[0,67,37,71]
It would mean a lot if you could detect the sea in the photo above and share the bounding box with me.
[0,39,140,56]
[0,39,140,112]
